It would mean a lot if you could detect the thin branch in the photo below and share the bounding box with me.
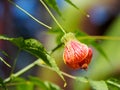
[49,43,63,54]
[8,0,52,29]
[106,80,120,88]
[61,71,76,80]
[10,49,21,75]
[0,57,11,68]
[78,36,120,41]
[4,60,39,83]
[39,0,66,34]
[36,61,76,80]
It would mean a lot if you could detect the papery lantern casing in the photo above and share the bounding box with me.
[61,32,92,70]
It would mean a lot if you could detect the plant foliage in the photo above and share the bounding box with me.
[0,0,119,90]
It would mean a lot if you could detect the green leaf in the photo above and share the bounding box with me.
[0,77,7,90]
[12,77,34,90]
[0,35,12,41]
[106,78,120,89]
[89,80,108,90]
[12,38,65,83]
[44,0,61,16]
[29,76,62,90]
[64,0,79,9]
[0,57,11,68]
[46,54,66,86]
[0,35,65,84]
[13,38,50,66]
[0,35,50,66]
[76,77,88,83]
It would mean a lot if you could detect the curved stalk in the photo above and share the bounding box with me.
[39,0,66,34]
[8,0,52,29]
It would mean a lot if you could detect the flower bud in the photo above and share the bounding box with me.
[61,32,92,70]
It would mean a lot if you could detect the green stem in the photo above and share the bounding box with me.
[36,61,76,80]
[106,80,120,88]
[61,71,76,80]
[4,59,39,83]
[10,49,21,75]
[3,58,120,89]
[0,57,11,68]
[78,36,120,41]
[39,0,66,34]
[49,43,63,54]
[8,0,52,29]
